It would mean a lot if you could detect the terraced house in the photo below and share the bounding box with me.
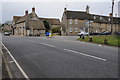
[61,6,120,36]
[12,7,60,36]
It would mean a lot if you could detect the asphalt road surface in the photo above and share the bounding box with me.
[2,36,118,78]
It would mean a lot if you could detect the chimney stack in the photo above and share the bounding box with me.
[64,8,67,11]
[86,5,89,14]
[109,13,113,17]
[25,10,28,15]
[32,7,35,13]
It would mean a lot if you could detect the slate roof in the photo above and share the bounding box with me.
[28,20,45,30]
[13,12,45,30]
[13,16,22,23]
[16,13,33,23]
[65,10,120,24]
[39,18,60,25]
[3,25,12,30]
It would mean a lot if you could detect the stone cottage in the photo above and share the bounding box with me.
[61,7,120,36]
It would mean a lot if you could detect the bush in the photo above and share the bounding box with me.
[52,27,60,33]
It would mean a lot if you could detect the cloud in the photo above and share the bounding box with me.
[1,1,119,23]
[2,0,119,2]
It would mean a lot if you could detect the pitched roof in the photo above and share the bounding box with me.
[13,16,22,23]
[16,13,33,23]
[3,25,12,30]
[65,10,120,24]
[14,12,45,30]
[28,20,45,30]
[66,11,88,20]
[39,17,60,25]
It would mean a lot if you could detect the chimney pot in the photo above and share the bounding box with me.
[32,7,35,13]
[25,10,28,15]
[64,8,67,11]
[109,13,112,17]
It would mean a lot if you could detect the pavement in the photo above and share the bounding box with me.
[52,36,79,41]
[2,36,118,78]
[0,33,2,79]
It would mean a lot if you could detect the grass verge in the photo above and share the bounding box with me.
[77,35,120,47]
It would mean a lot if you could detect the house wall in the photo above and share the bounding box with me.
[61,12,68,35]
[66,19,85,36]
[62,17,119,36]
[33,30,45,36]
[15,22,26,36]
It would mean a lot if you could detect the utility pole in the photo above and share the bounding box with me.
[111,0,114,34]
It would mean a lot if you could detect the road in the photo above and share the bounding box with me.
[2,36,118,78]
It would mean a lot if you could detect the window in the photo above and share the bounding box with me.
[93,16,96,20]
[74,19,78,24]
[100,17,103,20]
[69,19,73,24]
[108,18,111,21]
[75,27,78,32]
[108,24,111,27]
[69,28,72,32]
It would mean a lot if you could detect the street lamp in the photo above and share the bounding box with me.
[111,0,114,34]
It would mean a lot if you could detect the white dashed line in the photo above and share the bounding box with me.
[27,40,55,48]
[2,43,30,80]
[64,49,106,61]
[40,43,55,47]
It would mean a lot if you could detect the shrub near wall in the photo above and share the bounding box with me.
[52,27,60,33]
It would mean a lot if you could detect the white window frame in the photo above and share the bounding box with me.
[94,16,96,20]
[69,27,72,32]
[108,18,111,21]
[75,27,78,32]
[100,17,102,20]
[74,19,78,24]
[69,19,73,24]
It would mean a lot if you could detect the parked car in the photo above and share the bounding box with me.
[34,33,41,36]
[100,31,111,35]
[78,31,88,36]
[90,32,100,35]
[115,32,120,35]
[4,32,10,36]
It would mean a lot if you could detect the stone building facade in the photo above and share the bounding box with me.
[61,7,120,36]
[12,7,60,36]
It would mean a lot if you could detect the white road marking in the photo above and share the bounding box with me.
[9,61,14,63]
[64,49,106,61]
[27,40,55,48]
[40,43,55,47]
[27,39,106,61]
[2,43,30,80]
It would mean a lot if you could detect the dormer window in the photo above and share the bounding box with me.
[100,17,102,20]
[93,16,96,20]
[108,18,111,21]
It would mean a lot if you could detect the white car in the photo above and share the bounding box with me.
[4,32,10,36]
[78,31,88,36]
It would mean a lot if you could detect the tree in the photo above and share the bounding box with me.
[4,21,12,25]
[43,21,51,32]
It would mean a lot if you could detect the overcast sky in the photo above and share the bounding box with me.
[0,0,120,23]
